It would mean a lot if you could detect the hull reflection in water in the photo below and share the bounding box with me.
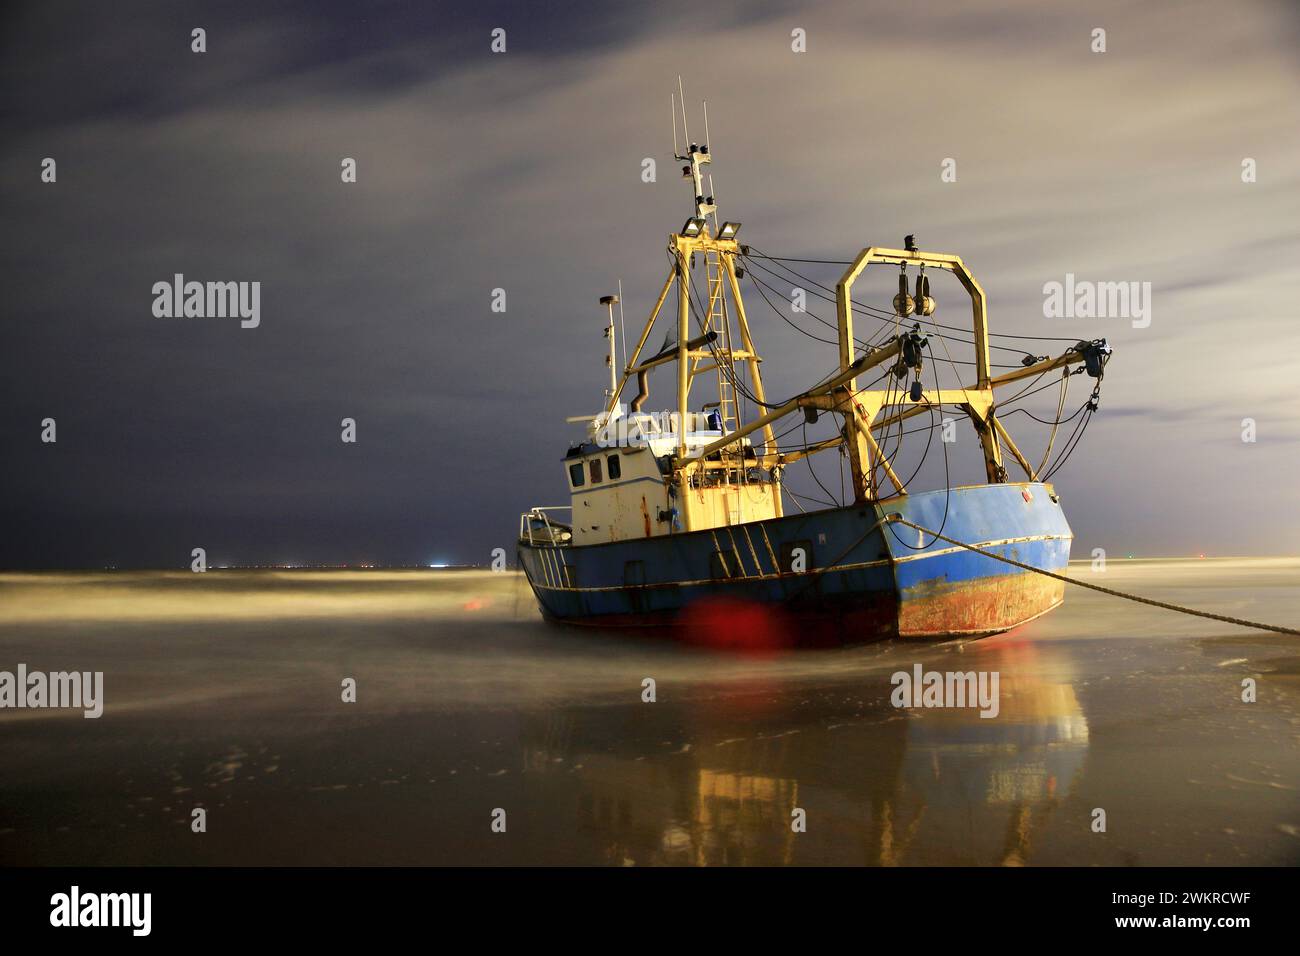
[521,642,1088,866]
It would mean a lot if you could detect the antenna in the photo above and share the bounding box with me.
[671,78,715,222]
[677,76,690,147]
[617,278,627,378]
[671,93,679,158]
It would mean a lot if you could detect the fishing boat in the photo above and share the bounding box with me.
[517,90,1111,644]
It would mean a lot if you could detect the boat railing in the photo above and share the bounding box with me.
[518,506,573,547]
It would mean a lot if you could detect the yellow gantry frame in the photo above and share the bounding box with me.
[836,247,1004,498]
[826,245,1090,500]
[607,237,1086,514]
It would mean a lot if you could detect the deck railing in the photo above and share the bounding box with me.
[518,506,573,547]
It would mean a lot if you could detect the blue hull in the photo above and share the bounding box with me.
[518,482,1072,643]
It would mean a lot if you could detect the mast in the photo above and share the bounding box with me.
[600,294,619,404]
[601,80,780,529]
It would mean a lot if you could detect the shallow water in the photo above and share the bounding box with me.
[0,560,1297,865]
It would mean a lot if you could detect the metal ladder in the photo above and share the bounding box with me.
[704,249,738,435]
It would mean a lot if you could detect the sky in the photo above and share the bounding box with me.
[1,0,1298,568]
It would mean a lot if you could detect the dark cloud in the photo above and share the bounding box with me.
[2,0,1298,567]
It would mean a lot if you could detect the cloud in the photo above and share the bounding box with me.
[1,0,1298,564]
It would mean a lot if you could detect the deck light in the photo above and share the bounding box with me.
[718,221,742,240]
[681,217,707,238]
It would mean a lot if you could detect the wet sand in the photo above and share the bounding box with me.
[0,559,1297,866]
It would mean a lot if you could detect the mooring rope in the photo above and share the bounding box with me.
[889,517,1300,637]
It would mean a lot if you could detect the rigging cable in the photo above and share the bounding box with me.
[743,248,1082,343]
[886,517,1300,637]
[883,343,953,552]
[746,252,1046,359]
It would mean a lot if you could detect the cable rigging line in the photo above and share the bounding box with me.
[744,246,1081,344]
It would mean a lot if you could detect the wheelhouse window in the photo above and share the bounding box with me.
[569,462,585,487]
[588,458,603,483]
[607,455,622,480]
